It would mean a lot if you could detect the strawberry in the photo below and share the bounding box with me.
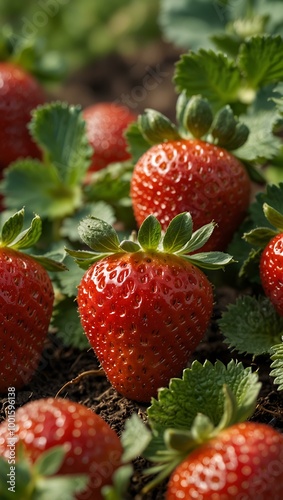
[128,96,252,252]
[166,421,283,499]
[0,397,123,500]
[0,208,65,392]
[83,102,136,173]
[67,212,232,402]
[243,202,283,317]
[260,232,283,316]
[0,62,46,170]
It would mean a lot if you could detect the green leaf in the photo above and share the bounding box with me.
[86,161,133,203]
[121,413,152,463]
[61,203,116,243]
[159,0,232,52]
[29,101,92,186]
[174,49,242,112]
[162,212,193,253]
[238,35,283,88]
[52,253,85,297]
[243,227,278,248]
[102,464,133,500]
[119,240,140,253]
[65,248,106,270]
[183,251,234,270]
[263,202,283,231]
[34,475,88,500]
[125,122,151,164]
[53,297,90,350]
[34,446,66,476]
[2,159,81,220]
[10,214,42,250]
[138,215,162,251]
[218,295,283,356]
[138,109,180,144]
[0,208,24,246]
[148,359,261,434]
[270,342,283,391]
[235,107,282,163]
[176,223,215,255]
[78,217,121,253]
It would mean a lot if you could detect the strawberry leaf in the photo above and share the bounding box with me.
[235,109,282,163]
[148,359,260,434]
[270,341,283,391]
[176,222,215,255]
[34,446,66,476]
[52,297,90,350]
[125,122,151,164]
[138,215,162,251]
[183,251,234,270]
[162,212,193,253]
[218,295,283,356]
[238,35,283,88]
[102,464,133,500]
[174,50,242,112]
[78,217,121,254]
[11,214,42,250]
[243,227,278,248]
[34,475,88,500]
[263,202,283,231]
[0,208,24,246]
[121,413,152,463]
[2,159,81,220]
[29,101,93,186]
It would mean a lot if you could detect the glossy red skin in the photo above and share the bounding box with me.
[0,248,54,391]
[166,422,283,500]
[83,102,136,173]
[260,233,283,316]
[77,251,213,402]
[0,62,46,170]
[0,397,122,500]
[131,139,251,252]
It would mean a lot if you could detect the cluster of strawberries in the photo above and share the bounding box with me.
[0,59,283,499]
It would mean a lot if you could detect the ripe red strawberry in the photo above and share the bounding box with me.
[260,232,283,316]
[131,138,251,252]
[0,62,46,170]
[166,421,283,499]
[83,102,136,173]
[67,212,233,402]
[128,97,253,252]
[0,397,123,500]
[0,209,65,392]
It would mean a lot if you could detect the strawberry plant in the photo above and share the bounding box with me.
[66,211,233,402]
[0,208,66,392]
[0,397,123,500]
[128,95,255,252]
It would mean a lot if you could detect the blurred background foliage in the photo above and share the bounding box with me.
[0,0,161,78]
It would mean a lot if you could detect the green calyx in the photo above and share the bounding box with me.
[126,93,250,161]
[0,208,67,272]
[66,212,233,271]
[244,202,283,248]
[0,443,88,500]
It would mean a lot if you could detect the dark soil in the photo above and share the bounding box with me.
[1,41,283,499]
